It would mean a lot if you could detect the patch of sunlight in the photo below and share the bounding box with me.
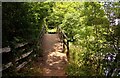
[43,68,51,74]
[48,28,57,33]
[48,60,62,66]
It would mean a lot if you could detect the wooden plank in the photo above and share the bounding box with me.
[15,42,33,51]
[2,62,13,71]
[16,61,28,71]
[14,46,34,59]
[15,43,28,48]
[2,47,11,53]
[15,50,33,62]
[15,50,34,66]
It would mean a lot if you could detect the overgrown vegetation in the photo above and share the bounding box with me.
[2,2,120,76]
[2,2,53,76]
[2,2,53,47]
[46,2,120,76]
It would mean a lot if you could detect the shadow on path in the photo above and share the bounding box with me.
[40,34,68,76]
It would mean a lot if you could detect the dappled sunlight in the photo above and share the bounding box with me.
[52,43,64,52]
[43,68,52,74]
[46,51,68,66]
[41,34,68,76]
[3,2,120,77]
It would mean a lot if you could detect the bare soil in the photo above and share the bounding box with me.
[40,34,68,76]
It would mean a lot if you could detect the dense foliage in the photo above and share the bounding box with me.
[2,2,53,76]
[2,2,120,76]
[2,2,53,47]
[46,2,120,76]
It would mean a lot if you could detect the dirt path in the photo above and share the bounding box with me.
[41,34,68,76]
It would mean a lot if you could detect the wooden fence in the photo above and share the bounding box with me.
[57,26,70,60]
[2,25,46,75]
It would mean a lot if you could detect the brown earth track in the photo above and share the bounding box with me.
[40,34,68,76]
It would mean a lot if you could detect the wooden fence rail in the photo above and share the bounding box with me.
[57,26,70,60]
[2,25,46,75]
